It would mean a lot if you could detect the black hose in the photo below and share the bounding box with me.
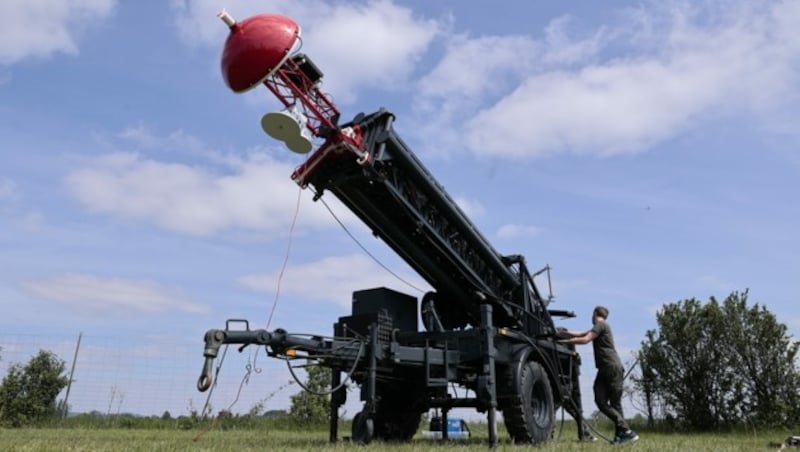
[284,339,365,396]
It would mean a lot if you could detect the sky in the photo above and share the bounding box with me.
[1,0,799,423]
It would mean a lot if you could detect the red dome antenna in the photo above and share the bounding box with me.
[218,11,301,94]
[218,11,368,174]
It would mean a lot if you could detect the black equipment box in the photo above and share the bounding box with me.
[351,287,417,333]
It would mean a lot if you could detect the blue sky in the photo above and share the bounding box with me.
[1,0,799,420]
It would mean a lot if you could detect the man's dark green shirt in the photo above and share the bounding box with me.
[590,321,622,370]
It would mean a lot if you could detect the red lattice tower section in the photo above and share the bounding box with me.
[218,11,368,186]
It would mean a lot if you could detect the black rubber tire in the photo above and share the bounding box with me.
[374,409,421,441]
[351,411,374,444]
[373,389,422,441]
[500,361,555,444]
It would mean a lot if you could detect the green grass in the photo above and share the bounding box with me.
[0,424,793,452]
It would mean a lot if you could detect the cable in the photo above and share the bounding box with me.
[199,344,230,419]
[267,185,303,330]
[195,186,303,442]
[553,356,640,445]
[552,354,616,445]
[193,360,256,442]
[284,339,365,395]
[556,404,565,440]
[314,190,425,293]
[250,185,304,375]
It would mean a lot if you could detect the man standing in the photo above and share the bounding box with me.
[558,306,639,444]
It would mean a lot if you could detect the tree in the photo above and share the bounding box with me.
[635,290,800,429]
[288,363,330,424]
[0,350,70,427]
[718,292,800,425]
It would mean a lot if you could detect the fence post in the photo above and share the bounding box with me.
[62,332,82,419]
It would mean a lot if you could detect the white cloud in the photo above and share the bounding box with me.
[496,224,541,240]
[117,124,163,149]
[21,273,207,314]
[169,1,800,158]
[298,1,439,103]
[0,0,116,64]
[466,58,721,157]
[65,150,344,236]
[410,34,538,153]
[417,34,536,110]
[170,0,439,103]
[409,13,610,155]
[540,15,610,67]
[415,13,607,117]
[117,124,215,159]
[239,254,427,308]
[411,1,800,159]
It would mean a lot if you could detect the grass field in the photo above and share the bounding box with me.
[1,423,793,451]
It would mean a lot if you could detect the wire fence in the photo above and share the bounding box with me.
[0,332,305,419]
[0,332,613,425]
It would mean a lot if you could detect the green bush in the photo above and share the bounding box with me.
[0,349,69,427]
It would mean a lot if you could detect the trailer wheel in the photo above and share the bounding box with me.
[374,389,422,441]
[375,409,421,441]
[351,411,374,444]
[500,361,554,444]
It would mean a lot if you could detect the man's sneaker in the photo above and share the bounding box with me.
[614,429,639,444]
